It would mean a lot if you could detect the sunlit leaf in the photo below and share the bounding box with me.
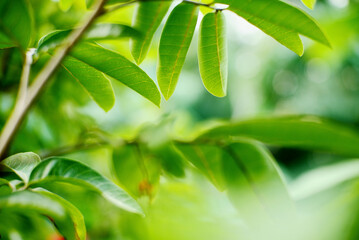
[29,157,144,215]
[198,11,228,97]
[70,43,161,106]
[0,0,33,50]
[157,2,199,100]
[62,56,115,112]
[131,1,171,64]
[220,0,330,55]
[302,0,316,9]
[200,116,359,157]
[0,190,84,240]
[1,152,41,183]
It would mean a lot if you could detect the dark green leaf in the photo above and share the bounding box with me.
[1,152,41,183]
[198,11,228,97]
[157,2,199,100]
[0,190,84,240]
[200,116,359,157]
[0,0,33,50]
[70,43,161,106]
[152,143,185,178]
[29,157,143,215]
[131,1,171,64]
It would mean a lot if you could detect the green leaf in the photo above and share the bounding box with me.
[37,24,140,53]
[0,0,33,50]
[131,1,171,64]
[62,56,115,112]
[59,0,73,11]
[70,43,161,106]
[33,188,86,240]
[302,0,316,9]
[198,11,228,97]
[0,190,84,240]
[200,116,359,157]
[112,145,161,197]
[28,157,144,215]
[106,0,131,6]
[157,2,199,100]
[1,152,41,183]
[175,144,226,190]
[222,0,330,55]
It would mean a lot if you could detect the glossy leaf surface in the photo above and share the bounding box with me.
[131,1,171,64]
[158,3,199,100]
[29,157,143,215]
[198,12,228,97]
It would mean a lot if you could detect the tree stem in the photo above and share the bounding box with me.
[0,0,107,160]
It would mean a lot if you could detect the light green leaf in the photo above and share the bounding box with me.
[0,190,84,240]
[59,0,73,11]
[175,144,226,190]
[0,0,33,50]
[200,116,359,157]
[131,1,171,64]
[222,0,330,55]
[70,43,161,106]
[37,24,140,53]
[62,56,115,112]
[198,11,228,97]
[302,0,316,9]
[157,2,199,100]
[28,157,143,215]
[225,141,294,215]
[1,152,41,183]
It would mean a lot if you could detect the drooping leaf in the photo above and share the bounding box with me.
[69,43,161,106]
[1,152,41,183]
[106,0,131,6]
[157,2,199,100]
[302,0,316,9]
[131,1,171,64]
[175,144,226,190]
[28,157,143,215]
[200,116,359,157]
[33,188,86,240]
[198,11,228,97]
[0,190,85,240]
[37,24,140,53]
[62,56,115,112]
[220,0,330,55]
[0,0,33,50]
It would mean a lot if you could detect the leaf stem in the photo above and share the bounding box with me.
[0,0,108,160]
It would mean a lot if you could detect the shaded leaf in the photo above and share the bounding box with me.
[200,116,359,157]
[0,190,84,240]
[131,1,171,64]
[29,157,143,215]
[70,43,161,106]
[198,11,228,97]
[37,24,140,53]
[62,56,115,112]
[0,0,33,50]
[157,2,199,100]
[1,152,41,183]
[152,143,185,178]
